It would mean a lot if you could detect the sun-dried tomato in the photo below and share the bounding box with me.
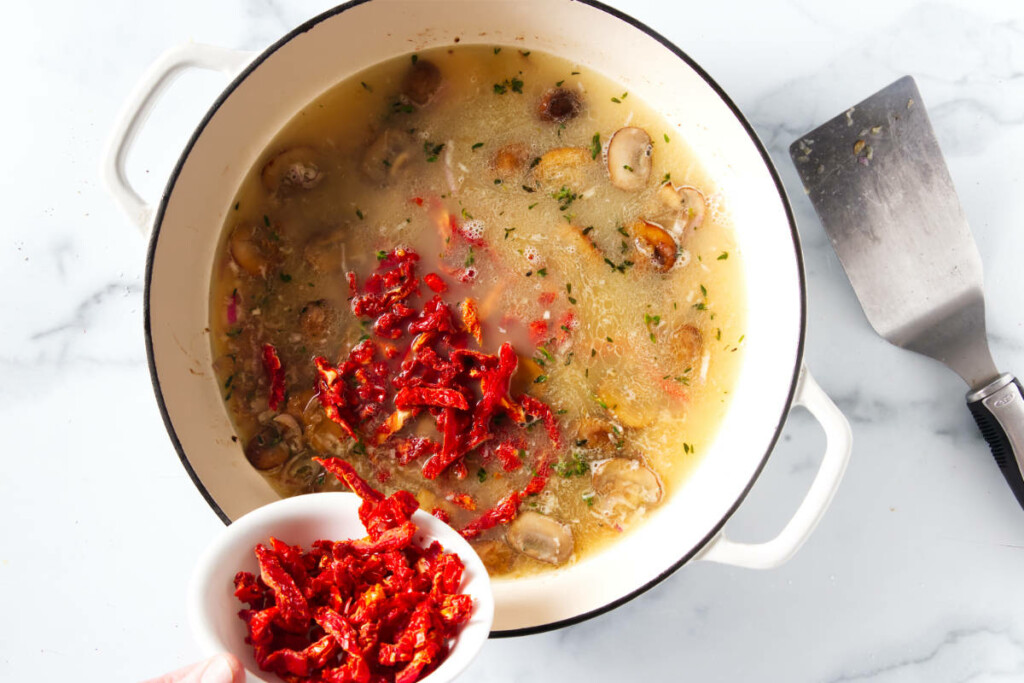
[423,272,446,293]
[262,343,286,411]
[234,462,473,683]
[308,247,566,542]
[459,298,482,345]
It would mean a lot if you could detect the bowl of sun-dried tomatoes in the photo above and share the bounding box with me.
[187,457,494,683]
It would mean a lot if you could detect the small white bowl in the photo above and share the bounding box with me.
[187,492,494,683]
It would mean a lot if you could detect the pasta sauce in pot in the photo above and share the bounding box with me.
[209,45,745,577]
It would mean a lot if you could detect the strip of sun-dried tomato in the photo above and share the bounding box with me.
[261,343,286,411]
[254,544,310,632]
[459,298,482,345]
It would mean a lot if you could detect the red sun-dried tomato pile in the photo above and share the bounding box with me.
[233,457,473,683]
[311,247,561,539]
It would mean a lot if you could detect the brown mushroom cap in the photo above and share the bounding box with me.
[261,147,323,196]
[490,143,529,179]
[506,511,574,565]
[537,88,582,123]
[607,127,653,191]
[592,458,663,522]
[532,147,591,189]
[657,182,707,232]
[401,59,442,106]
[630,218,678,272]
[229,224,279,278]
[244,424,291,470]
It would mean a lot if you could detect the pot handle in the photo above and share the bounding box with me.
[698,365,852,569]
[100,43,255,231]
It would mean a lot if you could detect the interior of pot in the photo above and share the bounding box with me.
[147,0,803,633]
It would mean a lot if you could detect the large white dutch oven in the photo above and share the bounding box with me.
[103,0,853,635]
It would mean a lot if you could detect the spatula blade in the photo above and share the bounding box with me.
[790,76,997,388]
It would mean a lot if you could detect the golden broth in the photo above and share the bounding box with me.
[209,45,745,576]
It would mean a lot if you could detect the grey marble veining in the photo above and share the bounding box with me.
[2,1,1024,682]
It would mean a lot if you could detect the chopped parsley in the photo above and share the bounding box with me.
[504,227,516,240]
[555,79,564,87]
[554,452,589,478]
[477,468,487,483]
[411,54,418,64]
[664,133,670,143]
[718,251,729,260]
[471,142,484,150]
[552,185,578,211]
[376,250,387,260]
[423,141,444,162]
[623,164,633,172]
[602,257,634,273]
[590,132,601,159]
[263,214,270,227]
[355,208,364,220]
[534,375,548,384]
[279,273,292,283]
[360,81,372,92]
[493,76,524,94]
[537,267,548,277]
[493,47,501,54]
[464,247,475,267]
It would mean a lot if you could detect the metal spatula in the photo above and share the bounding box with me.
[789,75,1024,510]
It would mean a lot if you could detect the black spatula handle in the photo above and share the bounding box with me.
[967,374,1024,509]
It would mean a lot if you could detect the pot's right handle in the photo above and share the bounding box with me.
[101,43,254,232]
[698,365,852,569]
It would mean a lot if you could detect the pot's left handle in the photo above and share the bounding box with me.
[101,43,255,232]
[697,365,852,569]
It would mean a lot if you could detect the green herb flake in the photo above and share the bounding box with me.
[617,225,629,237]
[582,226,594,235]
[534,375,548,384]
[537,267,548,277]
[263,214,270,227]
[554,452,589,478]
[661,172,671,184]
[606,336,614,343]
[716,328,722,341]
[493,47,502,54]
[361,81,373,92]
[494,178,502,185]
[568,296,577,305]
[477,468,487,483]
[352,440,367,455]
[411,54,418,64]
[700,284,708,297]
[571,70,580,75]
[472,142,484,150]
[520,50,531,57]
[279,273,292,283]
[611,96,621,104]
[623,164,633,172]
[504,227,516,240]
[527,202,538,210]
[590,132,601,159]
[664,133,671,143]
[376,250,387,261]
[464,247,475,268]
[424,141,445,162]
[356,208,364,220]
[234,202,240,211]
[556,79,564,87]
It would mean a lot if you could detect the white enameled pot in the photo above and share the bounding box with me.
[103,0,852,635]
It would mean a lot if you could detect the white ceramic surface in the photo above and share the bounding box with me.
[125,0,849,633]
[6,1,1024,681]
[188,492,493,683]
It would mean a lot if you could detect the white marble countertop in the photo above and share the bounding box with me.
[4,1,1024,681]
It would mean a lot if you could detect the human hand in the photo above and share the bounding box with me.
[141,653,244,683]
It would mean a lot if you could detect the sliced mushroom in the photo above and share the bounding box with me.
[261,147,323,196]
[597,375,656,429]
[229,224,276,278]
[576,416,620,449]
[657,183,706,232]
[555,222,604,266]
[671,323,703,370]
[244,424,291,470]
[506,511,574,566]
[273,413,304,451]
[606,127,653,191]
[303,228,347,273]
[592,457,663,522]
[299,300,333,339]
[362,129,415,185]
[472,539,516,574]
[537,88,582,123]
[630,219,677,272]
[401,59,442,106]
[532,147,590,190]
[490,143,529,179]
[279,453,322,492]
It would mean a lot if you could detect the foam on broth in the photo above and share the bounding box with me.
[209,45,745,576]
